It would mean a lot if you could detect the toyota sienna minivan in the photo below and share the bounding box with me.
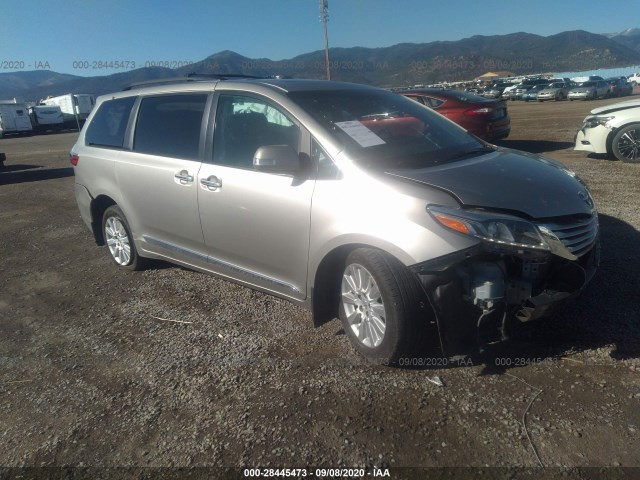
[71,77,599,363]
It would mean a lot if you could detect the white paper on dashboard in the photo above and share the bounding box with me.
[334,121,386,148]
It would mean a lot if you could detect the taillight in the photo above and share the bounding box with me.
[70,153,79,166]
[464,107,494,116]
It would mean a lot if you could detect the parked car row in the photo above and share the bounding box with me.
[475,75,635,104]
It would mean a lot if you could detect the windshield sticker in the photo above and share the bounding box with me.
[335,121,386,148]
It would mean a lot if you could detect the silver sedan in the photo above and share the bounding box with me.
[568,81,610,100]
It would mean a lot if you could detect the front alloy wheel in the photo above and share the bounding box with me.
[338,248,432,363]
[612,123,640,163]
[341,263,386,348]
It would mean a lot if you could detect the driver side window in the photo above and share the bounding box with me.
[213,95,300,169]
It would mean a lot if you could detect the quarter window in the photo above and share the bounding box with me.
[213,95,300,169]
[134,94,207,160]
[85,96,135,148]
[424,96,445,108]
[312,139,339,179]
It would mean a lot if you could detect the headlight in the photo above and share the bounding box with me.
[427,205,550,252]
[582,115,614,129]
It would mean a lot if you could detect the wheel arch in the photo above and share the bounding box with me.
[90,194,117,245]
[310,241,421,328]
[310,243,363,327]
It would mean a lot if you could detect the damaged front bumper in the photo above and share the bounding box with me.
[410,227,600,355]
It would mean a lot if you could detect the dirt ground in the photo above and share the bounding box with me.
[1,93,639,479]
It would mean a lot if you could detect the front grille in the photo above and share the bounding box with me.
[537,214,598,258]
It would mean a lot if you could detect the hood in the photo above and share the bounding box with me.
[589,98,640,115]
[385,149,594,219]
[571,88,592,93]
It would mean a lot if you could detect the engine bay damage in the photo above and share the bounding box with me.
[411,239,600,356]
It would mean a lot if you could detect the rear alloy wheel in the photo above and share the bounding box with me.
[611,123,640,163]
[102,205,148,270]
[339,248,429,363]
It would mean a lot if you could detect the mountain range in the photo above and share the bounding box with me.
[605,27,640,53]
[2,28,640,101]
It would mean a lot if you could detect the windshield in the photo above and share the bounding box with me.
[289,89,487,170]
[580,81,596,87]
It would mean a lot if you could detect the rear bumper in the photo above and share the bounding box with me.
[469,122,511,141]
[486,126,511,141]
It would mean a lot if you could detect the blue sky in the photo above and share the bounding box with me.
[1,0,639,76]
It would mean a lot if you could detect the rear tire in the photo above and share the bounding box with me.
[338,248,432,364]
[102,205,148,270]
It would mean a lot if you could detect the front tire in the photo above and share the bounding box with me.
[102,205,148,270]
[338,248,429,363]
[611,123,640,163]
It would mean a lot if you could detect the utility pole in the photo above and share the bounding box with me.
[320,0,331,80]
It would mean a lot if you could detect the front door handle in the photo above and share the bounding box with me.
[174,170,194,184]
[201,175,222,190]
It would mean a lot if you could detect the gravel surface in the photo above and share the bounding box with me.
[1,95,639,478]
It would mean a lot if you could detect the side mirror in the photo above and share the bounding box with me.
[253,145,301,174]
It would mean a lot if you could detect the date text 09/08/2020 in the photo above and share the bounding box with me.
[243,467,392,477]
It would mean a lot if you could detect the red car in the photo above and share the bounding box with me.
[399,89,510,141]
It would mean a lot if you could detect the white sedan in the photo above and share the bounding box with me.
[574,98,640,162]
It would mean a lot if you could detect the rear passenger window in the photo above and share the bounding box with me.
[85,97,135,148]
[134,94,207,160]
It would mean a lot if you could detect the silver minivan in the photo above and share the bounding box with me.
[71,78,599,363]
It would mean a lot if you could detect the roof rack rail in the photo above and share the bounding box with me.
[122,77,192,91]
[122,73,269,91]
[185,72,265,80]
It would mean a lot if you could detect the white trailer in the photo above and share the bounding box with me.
[29,105,64,132]
[0,100,33,136]
[41,93,95,128]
